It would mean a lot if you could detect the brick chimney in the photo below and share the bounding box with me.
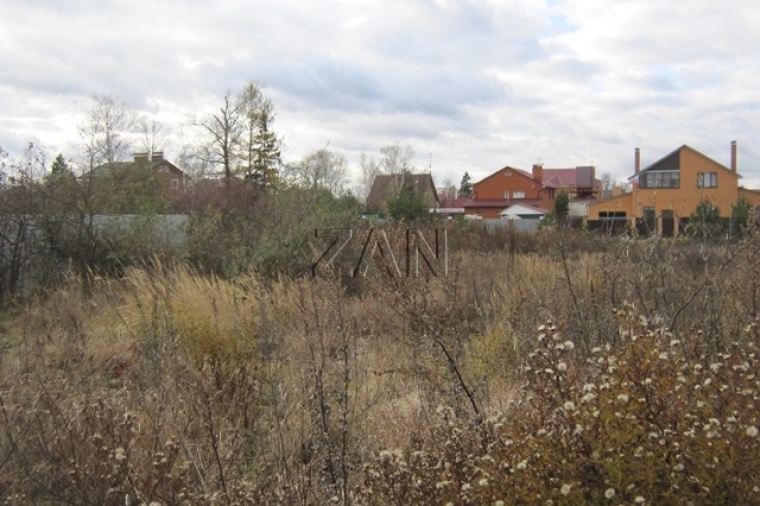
[151,151,164,163]
[133,152,149,163]
[634,147,641,175]
[730,140,737,172]
[532,162,544,183]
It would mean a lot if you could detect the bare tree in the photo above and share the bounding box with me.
[78,94,135,169]
[191,82,282,187]
[15,142,49,182]
[136,115,169,157]
[379,142,415,174]
[0,146,48,301]
[438,176,457,202]
[600,172,631,195]
[0,145,7,187]
[600,172,614,191]
[175,140,212,182]
[355,143,415,202]
[284,147,348,197]
[194,90,245,180]
[355,153,381,202]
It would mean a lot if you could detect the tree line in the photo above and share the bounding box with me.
[1,81,455,202]
[0,81,464,302]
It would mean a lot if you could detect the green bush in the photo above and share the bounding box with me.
[685,199,725,242]
[386,185,431,223]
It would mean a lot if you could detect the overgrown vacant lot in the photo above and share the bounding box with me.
[1,230,759,505]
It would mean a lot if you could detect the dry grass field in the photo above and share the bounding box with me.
[1,228,759,505]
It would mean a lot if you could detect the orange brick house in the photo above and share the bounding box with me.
[588,142,760,236]
[464,164,601,219]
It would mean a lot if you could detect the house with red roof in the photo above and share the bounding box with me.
[462,163,602,219]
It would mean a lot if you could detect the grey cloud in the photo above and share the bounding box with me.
[262,51,509,125]
[269,58,383,107]
[0,127,28,157]
[545,56,601,82]
[1,0,760,185]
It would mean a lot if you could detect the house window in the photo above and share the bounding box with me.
[642,207,656,233]
[512,191,525,199]
[640,171,679,189]
[697,172,717,188]
[171,179,179,190]
[503,191,510,199]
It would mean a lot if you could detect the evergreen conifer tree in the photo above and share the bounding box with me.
[458,171,472,198]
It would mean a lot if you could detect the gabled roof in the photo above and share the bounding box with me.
[544,168,602,189]
[88,161,134,178]
[365,173,439,212]
[472,166,535,187]
[474,165,601,190]
[639,147,680,175]
[542,168,577,188]
[90,153,186,178]
[638,144,737,177]
[438,197,470,209]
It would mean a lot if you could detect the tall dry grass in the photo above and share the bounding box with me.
[2,229,760,504]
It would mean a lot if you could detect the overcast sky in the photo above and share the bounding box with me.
[2,0,759,189]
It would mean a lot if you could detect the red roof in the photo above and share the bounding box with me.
[512,168,535,179]
[438,197,470,208]
[472,166,534,187]
[542,168,577,188]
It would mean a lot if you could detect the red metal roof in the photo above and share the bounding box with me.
[542,168,578,188]
[438,197,471,208]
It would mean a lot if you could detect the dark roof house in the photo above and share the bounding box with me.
[90,152,188,198]
[365,173,439,213]
[86,152,188,213]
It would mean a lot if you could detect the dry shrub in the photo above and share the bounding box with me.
[4,229,760,504]
[1,358,278,504]
[458,231,760,357]
[256,273,490,503]
[357,311,760,505]
[117,264,263,370]
[0,266,271,504]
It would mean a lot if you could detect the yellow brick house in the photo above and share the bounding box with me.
[588,142,760,236]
